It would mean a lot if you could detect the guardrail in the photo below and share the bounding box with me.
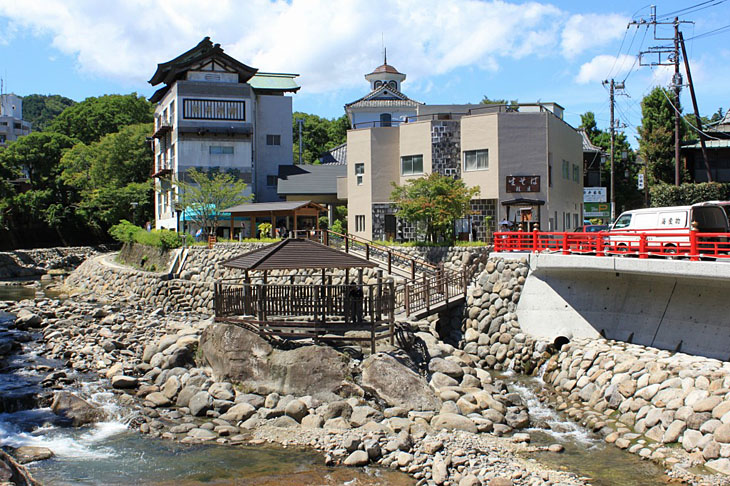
[494,229,730,261]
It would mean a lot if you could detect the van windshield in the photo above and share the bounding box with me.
[693,207,729,232]
[613,214,631,229]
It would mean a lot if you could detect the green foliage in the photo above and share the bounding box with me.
[480,96,518,108]
[649,182,730,207]
[176,168,253,235]
[50,93,153,145]
[22,94,77,131]
[109,219,190,250]
[292,112,349,164]
[391,173,480,242]
[0,132,76,189]
[318,216,329,230]
[638,87,685,185]
[579,111,642,213]
[257,222,272,238]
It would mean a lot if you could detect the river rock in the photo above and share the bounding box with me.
[429,358,464,379]
[208,382,235,401]
[199,324,349,401]
[145,392,172,407]
[219,402,256,422]
[284,399,308,422]
[343,450,369,466]
[51,392,106,426]
[111,375,138,389]
[361,353,440,411]
[189,391,212,416]
[432,452,448,485]
[12,446,54,464]
[431,413,477,433]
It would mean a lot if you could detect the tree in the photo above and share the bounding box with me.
[579,111,642,213]
[0,132,76,190]
[50,93,153,144]
[292,112,349,164]
[60,123,154,232]
[22,94,76,131]
[175,168,253,235]
[480,96,518,108]
[391,173,480,242]
[637,87,685,184]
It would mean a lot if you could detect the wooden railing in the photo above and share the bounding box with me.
[214,280,395,352]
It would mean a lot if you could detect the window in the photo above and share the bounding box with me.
[388,80,397,90]
[380,113,392,127]
[401,155,424,176]
[267,175,278,187]
[463,149,489,171]
[613,213,632,229]
[374,80,383,89]
[266,134,281,145]
[169,100,175,123]
[183,98,245,121]
[210,146,234,155]
[548,164,552,187]
[572,163,579,182]
[355,163,364,186]
[355,215,366,232]
[562,160,570,179]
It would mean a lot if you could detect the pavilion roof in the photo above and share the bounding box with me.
[222,238,377,271]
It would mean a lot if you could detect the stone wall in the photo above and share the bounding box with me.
[0,246,110,279]
[461,256,730,475]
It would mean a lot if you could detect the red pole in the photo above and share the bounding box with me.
[562,232,569,255]
[690,222,699,261]
[639,233,648,259]
[596,233,604,257]
[532,228,539,253]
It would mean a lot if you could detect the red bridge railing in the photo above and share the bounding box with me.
[493,229,730,261]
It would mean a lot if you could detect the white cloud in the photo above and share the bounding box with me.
[576,54,635,84]
[0,0,584,93]
[561,13,627,58]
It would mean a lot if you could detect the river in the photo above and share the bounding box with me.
[0,282,673,485]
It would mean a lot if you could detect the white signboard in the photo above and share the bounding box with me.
[584,187,607,203]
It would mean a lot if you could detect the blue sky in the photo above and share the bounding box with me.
[1,0,729,148]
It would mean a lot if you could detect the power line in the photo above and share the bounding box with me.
[658,87,722,140]
[657,0,727,20]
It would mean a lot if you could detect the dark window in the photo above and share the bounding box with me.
[266,134,281,145]
[267,175,278,187]
[380,113,392,127]
[210,146,234,155]
[355,163,364,185]
[401,155,424,176]
[183,98,245,121]
[355,215,366,232]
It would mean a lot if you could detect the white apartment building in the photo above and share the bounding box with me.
[0,94,32,146]
[148,37,299,232]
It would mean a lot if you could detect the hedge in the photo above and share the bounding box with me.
[109,220,192,250]
[649,182,730,207]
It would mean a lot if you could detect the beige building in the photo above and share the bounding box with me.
[344,102,584,241]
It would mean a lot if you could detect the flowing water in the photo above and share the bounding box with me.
[0,287,413,485]
[505,372,672,486]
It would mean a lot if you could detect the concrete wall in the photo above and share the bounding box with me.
[460,113,499,198]
[515,253,730,360]
[254,94,293,202]
[399,121,432,183]
[546,115,583,231]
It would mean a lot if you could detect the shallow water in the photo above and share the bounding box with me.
[508,375,672,486]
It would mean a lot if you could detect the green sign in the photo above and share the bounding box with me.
[584,202,610,217]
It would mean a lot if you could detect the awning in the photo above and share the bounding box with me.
[501,198,545,206]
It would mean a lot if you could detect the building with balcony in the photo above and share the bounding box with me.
[148,37,299,231]
[0,94,32,146]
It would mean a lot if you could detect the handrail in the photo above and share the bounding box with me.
[325,230,440,271]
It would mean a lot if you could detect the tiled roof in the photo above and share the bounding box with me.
[319,143,347,165]
[579,129,602,153]
[345,84,421,108]
[368,63,403,75]
[222,200,324,213]
[249,72,300,93]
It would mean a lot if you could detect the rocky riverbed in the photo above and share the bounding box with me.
[0,290,591,486]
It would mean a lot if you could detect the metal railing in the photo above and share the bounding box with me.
[494,229,730,261]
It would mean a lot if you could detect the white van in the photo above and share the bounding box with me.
[607,203,729,254]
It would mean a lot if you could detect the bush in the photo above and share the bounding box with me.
[109,220,191,250]
[650,182,730,207]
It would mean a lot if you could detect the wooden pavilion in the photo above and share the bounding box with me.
[214,238,395,352]
[220,200,325,238]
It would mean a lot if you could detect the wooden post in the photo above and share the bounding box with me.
[405,284,411,316]
[357,268,363,285]
[376,270,383,321]
[388,281,395,346]
[369,291,376,355]
[293,210,298,237]
[345,235,349,253]
[270,211,275,237]
[229,213,234,240]
[411,260,416,280]
[262,271,268,322]
[366,244,370,261]
[244,270,251,315]
[388,252,392,274]
[251,216,257,238]
[424,273,430,313]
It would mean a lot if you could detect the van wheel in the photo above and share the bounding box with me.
[663,244,679,259]
[615,244,629,257]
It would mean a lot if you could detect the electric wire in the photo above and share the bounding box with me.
[658,88,722,140]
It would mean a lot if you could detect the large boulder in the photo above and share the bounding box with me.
[361,353,440,411]
[51,392,106,427]
[199,324,350,401]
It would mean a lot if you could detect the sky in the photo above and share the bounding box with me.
[1,0,730,148]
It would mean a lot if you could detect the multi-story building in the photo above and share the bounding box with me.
[148,37,299,231]
[0,94,32,146]
[342,62,584,241]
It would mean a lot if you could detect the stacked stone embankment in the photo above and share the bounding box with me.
[0,246,108,279]
[462,256,730,480]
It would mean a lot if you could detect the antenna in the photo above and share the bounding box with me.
[381,32,387,64]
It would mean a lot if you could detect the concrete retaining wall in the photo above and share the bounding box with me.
[514,253,730,361]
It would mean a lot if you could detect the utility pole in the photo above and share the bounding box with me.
[602,79,625,221]
[632,8,692,186]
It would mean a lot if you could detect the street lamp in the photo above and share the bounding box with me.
[130,201,139,226]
